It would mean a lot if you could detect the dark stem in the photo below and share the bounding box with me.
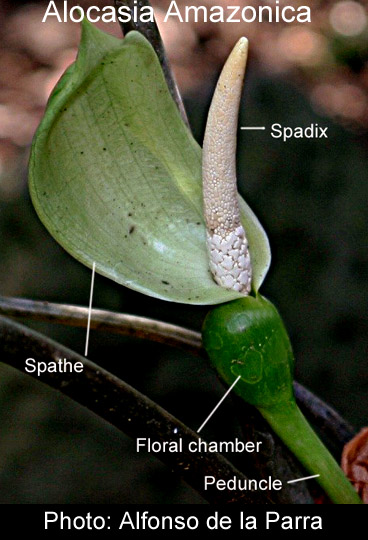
[0,295,201,356]
[294,382,355,445]
[114,0,189,127]
[0,314,273,504]
[0,295,355,448]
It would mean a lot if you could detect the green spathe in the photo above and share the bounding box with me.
[29,20,270,305]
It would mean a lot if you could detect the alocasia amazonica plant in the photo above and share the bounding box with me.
[29,20,361,504]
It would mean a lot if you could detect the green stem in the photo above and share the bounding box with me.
[260,400,362,504]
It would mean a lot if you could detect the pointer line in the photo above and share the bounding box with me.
[84,262,96,357]
[287,474,320,484]
[197,376,241,433]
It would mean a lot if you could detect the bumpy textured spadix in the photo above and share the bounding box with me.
[203,38,251,294]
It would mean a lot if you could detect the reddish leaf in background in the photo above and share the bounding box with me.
[342,427,368,503]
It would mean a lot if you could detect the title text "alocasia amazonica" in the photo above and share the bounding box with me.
[43,1,312,25]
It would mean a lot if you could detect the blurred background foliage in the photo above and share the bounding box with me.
[0,0,367,503]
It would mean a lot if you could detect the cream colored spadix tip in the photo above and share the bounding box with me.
[235,37,249,52]
[202,38,251,295]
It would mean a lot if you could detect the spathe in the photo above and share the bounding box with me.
[29,20,270,305]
